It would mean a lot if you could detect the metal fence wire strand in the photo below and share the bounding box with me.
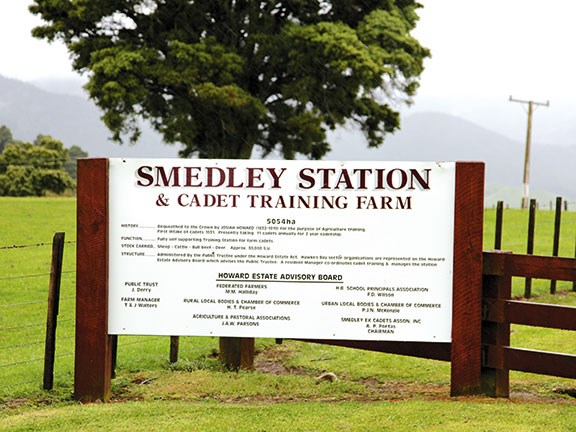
[0,270,75,282]
[0,240,76,250]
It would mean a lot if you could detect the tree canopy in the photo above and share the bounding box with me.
[0,129,77,196]
[0,125,12,153]
[64,145,89,179]
[31,1,429,159]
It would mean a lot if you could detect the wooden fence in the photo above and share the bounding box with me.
[303,250,576,398]
[493,197,576,297]
[482,251,576,397]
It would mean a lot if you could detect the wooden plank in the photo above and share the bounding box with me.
[481,268,511,397]
[484,252,576,281]
[482,250,509,276]
[506,300,576,330]
[450,162,485,396]
[74,158,112,403]
[484,345,576,380]
[300,340,451,362]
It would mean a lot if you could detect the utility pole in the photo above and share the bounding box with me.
[509,96,549,209]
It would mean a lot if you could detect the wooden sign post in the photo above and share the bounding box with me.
[450,162,484,395]
[74,159,484,402]
[75,159,113,402]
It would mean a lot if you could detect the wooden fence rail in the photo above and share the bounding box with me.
[481,250,576,397]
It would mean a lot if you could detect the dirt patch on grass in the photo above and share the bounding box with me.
[247,343,576,405]
[254,343,309,377]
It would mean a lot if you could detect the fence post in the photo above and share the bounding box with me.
[110,335,118,378]
[524,199,537,298]
[450,162,484,396]
[43,232,66,391]
[494,201,504,250]
[481,251,512,397]
[573,230,576,292]
[550,197,562,294]
[170,336,180,364]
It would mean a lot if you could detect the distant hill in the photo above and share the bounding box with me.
[1,75,574,205]
[0,75,179,158]
[327,112,576,204]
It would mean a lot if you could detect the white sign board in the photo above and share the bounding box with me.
[108,159,456,342]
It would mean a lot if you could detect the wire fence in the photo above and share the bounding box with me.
[0,238,74,395]
[0,236,218,398]
[484,198,576,298]
[486,199,576,212]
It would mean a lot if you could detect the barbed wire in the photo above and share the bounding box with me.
[0,240,76,250]
[0,270,75,282]
[0,339,216,392]
[0,336,75,352]
[0,295,76,310]
[0,367,74,391]
[0,377,44,390]
[0,357,43,372]
[0,352,72,369]
[0,340,44,350]
[0,299,48,308]
[1,348,215,392]
[0,318,74,332]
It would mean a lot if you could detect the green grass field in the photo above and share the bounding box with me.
[483,207,576,298]
[1,197,575,431]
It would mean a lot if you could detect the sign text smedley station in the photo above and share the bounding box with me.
[110,160,455,341]
[75,159,485,402]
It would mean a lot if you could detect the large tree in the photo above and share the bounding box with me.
[31,1,429,159]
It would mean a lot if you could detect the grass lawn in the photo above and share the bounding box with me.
[3,398,576,431]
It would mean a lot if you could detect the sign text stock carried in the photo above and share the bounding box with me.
[108,159,456,342]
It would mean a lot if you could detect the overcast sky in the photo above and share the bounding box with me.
[415,0,576,103]
[1,1,575,144]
